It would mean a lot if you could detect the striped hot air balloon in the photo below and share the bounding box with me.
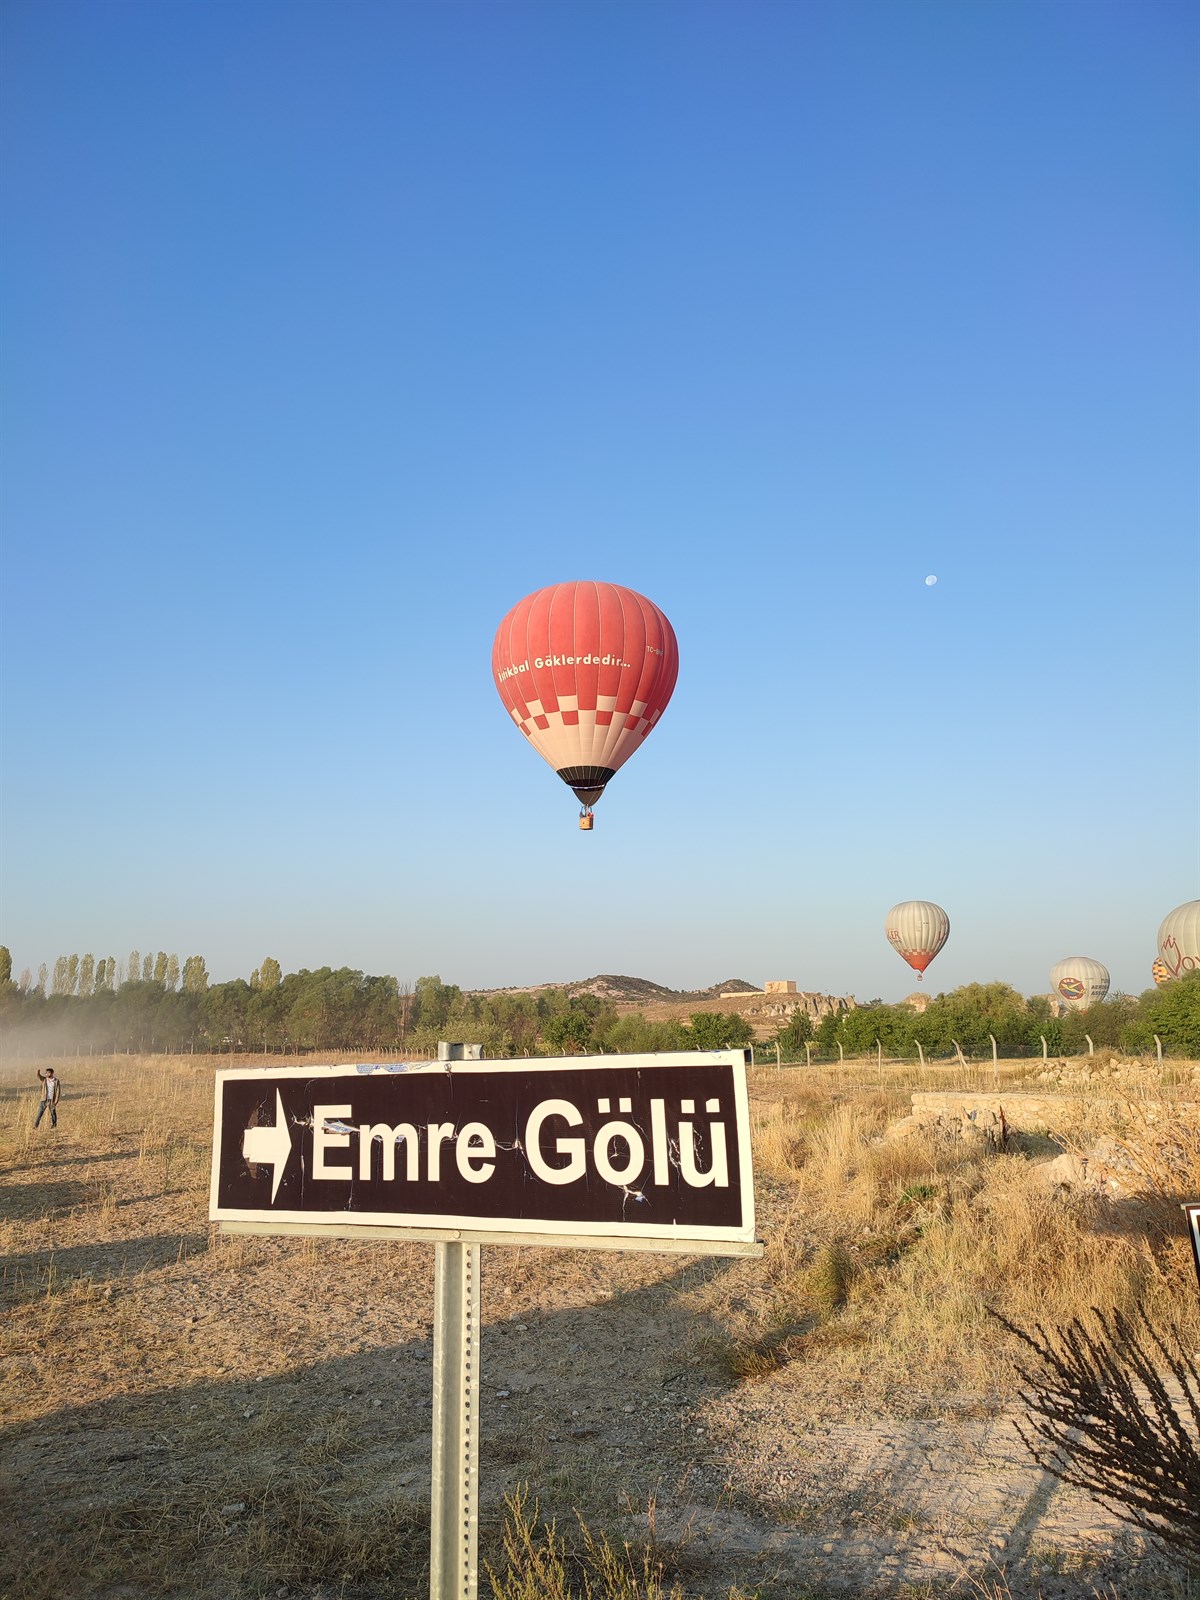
[493,581,678,827]
[884,901,949,981]
[1050,957,1110,1011]
[1158,900,1200,980]
[1152,958,1172,988]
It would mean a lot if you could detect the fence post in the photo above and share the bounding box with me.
[916,1040,925,1067]
[837,1041,844,1064]
[1040,1034,1048,1061]
[1154,1034,1163,1065]
[1085,1034,1094,1057]
[952,1038,966,1068]
[805,1042,812,1067]
[775,1043,781,1068]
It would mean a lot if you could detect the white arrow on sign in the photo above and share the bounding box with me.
[242,1089,292,1203]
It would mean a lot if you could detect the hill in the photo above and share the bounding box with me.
[468,973,855,1038]
[468,973,761,1004]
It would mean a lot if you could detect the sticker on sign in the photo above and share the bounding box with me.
[210,1051,759,1255]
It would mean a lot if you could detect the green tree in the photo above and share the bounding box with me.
[153,951,168,987]
[165,954,180,991]
[771,1010,813,1059]
[127,951,140,987]
[79,953,95,998]
[1122,971,1200,1057]
[65,954,80,995]
[543,1009,594,1054]
[183,955,209,994]
[684,1011,753,1049]
[412,975,461,1036]
[36,962,48,996]
[142,953,154,982]
[260,956,281,991]
[813,1010,840,1055]
[0,946,10,985]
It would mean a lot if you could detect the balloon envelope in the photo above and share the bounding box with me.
[1152,958,1172,989]
[1050,957,1110,1011]
[1158,900,1200,980]
[884,901,950,978]
[493,581,678,807]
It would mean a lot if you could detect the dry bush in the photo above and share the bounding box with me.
[1105,1100,1200,1218]
[994,1305,1200,1559]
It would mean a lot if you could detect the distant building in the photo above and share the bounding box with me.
[763,980,797,994]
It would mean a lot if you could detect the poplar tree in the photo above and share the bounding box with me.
[260,956,282,991]
[153,951,168,987]
[165,954,180,991]
[142,953,153,982]
[37,963,48,996]
[128,951,141,987]
[183,955,209,993]
[52,957,69,994]
[79,954,95,997]
[0,947,10,985]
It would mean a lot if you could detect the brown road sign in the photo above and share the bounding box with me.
[210,1050,758,1255]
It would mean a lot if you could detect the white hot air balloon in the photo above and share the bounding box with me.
[884,901,950,982]
[1158,900,1200,980]
[1050,957,1110,1011]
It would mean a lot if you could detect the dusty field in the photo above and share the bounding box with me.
[1,1052,1198,1600]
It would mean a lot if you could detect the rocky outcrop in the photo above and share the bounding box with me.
[732,991,858,1023]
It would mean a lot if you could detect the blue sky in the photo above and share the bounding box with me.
[2,0,1197,1003]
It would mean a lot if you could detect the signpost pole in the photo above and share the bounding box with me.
[430,1240,481,1600]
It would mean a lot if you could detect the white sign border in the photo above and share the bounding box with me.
[210,1050,760,1254]
[1184,1202,1200,1294]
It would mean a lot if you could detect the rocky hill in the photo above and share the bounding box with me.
[469,973,762,1003]
[469,974,856,1038]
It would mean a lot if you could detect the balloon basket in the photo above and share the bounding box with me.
[578,810,594,832]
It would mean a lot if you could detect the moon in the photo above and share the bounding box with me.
[924,575,938,587]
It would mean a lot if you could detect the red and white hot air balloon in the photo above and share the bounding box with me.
[884,901,950,982]
[492,581,679,828]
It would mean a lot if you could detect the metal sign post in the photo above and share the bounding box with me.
[209,1050,762,1600]
[430,1240,480,1600]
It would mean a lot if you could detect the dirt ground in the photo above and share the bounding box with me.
[0,1054,1193,1600]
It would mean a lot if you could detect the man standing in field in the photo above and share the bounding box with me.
[34,1067,60,1129]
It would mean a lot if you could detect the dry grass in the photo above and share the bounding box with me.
[699,1061,1200,1403]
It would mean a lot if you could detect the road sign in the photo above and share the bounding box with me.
[210,1051,758,1254]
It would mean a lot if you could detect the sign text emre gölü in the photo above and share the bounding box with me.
[210,1054,757,1252]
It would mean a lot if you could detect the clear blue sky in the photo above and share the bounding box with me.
[2,0,1197,1003]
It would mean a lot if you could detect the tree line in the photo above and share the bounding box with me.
[0,946,1196,1059]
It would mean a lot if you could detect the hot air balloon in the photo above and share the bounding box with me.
[492,581,678,829]
[1152,958,1172,988]
[1158,900,1200,979]
[1050,957,1110,1011]
[884,901,949,981]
